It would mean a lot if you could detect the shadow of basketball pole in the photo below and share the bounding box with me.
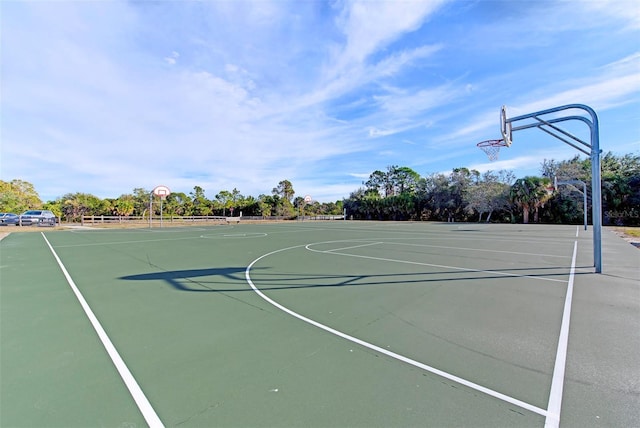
[120,265,589,293]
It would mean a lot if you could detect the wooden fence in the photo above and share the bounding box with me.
[79,215,345,225]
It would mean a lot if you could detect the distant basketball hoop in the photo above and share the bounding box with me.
[477,139,508,161]
[153,185,171,200]
[150,185,171,228]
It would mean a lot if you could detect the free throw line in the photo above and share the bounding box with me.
[41,233,164,427]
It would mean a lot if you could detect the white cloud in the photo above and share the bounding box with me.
[164,51,179,65]
[578,0,640,30]
[373,82,462,116]
[334,0,445,69]
[349,173,371,179]
[513,74,640,117]
[443,54,640,144]
[1,0,638,204]
[469,156,541,174]
[368,127,397,137]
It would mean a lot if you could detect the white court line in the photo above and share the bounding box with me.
[245,244,549,418]
[54,235,201,248]
[306,242,568,284]
[545,240,578,428]
[203,232,268,238]
[41,233,164,427]
[325,242,383,252]
[384,241,570,259]
[69,226,214,233]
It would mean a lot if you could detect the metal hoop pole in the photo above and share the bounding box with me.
[590,111,602,272]
[504,104,602,272]
[149,192,153,229]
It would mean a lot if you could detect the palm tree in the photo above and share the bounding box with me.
[531,177,554,222]
[114,196,135,217]
[510,176,553,223]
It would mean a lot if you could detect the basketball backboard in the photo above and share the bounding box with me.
[153,185,171,199]
[500,105,512,147]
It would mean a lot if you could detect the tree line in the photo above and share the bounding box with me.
[344,152,639,226]
[1,152,638,226]
[0,179,343,222]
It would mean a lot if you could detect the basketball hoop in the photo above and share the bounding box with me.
[153,185,171,200]
[477,139,508,161]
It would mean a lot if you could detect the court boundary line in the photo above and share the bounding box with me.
[41,233,164,428]
[245,243,549,418]
[53,235,202,248]
[545,240,578,428]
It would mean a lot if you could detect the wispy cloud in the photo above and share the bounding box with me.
[1,0,637,202]
[442,53,640,143]
[164,51,179,65]
[331,0,445,72]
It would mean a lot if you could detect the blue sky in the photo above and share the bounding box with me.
[2,0,639,203]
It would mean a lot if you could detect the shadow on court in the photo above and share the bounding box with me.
[120,267,250,292]
[119,265,593,293]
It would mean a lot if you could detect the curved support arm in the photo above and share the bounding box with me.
[503,103,602,272]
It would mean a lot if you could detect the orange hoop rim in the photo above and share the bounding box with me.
[476,138,507,148]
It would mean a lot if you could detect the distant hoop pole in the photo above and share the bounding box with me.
[556,179,588,231]
[151,186,171,228]
[502,104,601,272]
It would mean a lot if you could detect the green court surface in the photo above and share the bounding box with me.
[1,222,638,427]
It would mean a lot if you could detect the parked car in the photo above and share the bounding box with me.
[0,213,20,226]
[19,210,57,226]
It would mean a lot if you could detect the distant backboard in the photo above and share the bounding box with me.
[153,185,171,199]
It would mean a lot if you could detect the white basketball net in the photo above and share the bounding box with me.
[477,139,507,162]
[479,144,502,161]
